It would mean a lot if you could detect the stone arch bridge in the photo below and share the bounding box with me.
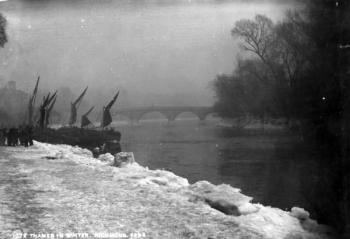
[113,106,216,122]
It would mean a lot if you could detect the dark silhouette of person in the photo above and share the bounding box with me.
[7,127,19,146]
[7,128,13,146]
[26,125,34,146]
[0,127,6,146]
[13,128,19,146]
[19,126,26,146]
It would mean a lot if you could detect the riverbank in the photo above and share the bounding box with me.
[0,142,333,239]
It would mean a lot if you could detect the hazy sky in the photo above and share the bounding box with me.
[0,0,296,106]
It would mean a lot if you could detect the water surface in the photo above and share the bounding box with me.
[116,119,318,212]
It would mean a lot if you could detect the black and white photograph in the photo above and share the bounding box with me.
[0,0,349,238]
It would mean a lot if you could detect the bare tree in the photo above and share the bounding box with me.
[232,14,310,120]
[232,15,279,79]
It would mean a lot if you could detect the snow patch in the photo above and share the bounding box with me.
[137,169,189,189]
[11,141,333,239]
[97,153,115,166]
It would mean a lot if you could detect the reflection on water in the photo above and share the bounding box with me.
[116,119,320,214]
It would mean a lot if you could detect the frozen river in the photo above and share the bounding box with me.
[117,118,320,214]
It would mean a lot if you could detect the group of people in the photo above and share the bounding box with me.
[0,125,34,147]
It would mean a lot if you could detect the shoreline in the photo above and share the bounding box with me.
[0,142,334,239]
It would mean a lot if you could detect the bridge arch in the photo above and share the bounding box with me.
[174,110,217,121]
[171,111,201,121]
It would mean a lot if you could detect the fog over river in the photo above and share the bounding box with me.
[0,0,295,108]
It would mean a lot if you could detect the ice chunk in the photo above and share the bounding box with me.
[188,181,259,215]
[71,146,93,158]
[97,153,115,166]
[290,207,333,234]
[114,152,135,167]
[290,207,310,221]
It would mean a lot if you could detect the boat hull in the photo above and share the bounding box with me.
[33,127,122,153]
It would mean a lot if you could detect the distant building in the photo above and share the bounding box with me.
[0,109,11,126]
[0,80,29,126]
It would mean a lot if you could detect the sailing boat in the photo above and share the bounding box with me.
[38,91,57,129]
[31,79,121,154]
[69,87,88,126]
[101,91,119,128]
[81,106,94,128]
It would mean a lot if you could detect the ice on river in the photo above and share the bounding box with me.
[1,141,333,239]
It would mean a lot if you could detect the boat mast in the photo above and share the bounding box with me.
[27,76,40,126]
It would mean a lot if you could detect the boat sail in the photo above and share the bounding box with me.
[81,106,94,128]
[69,86,88,126]
[45,93,57,128]
[27,76,40,126]
[38,91,57,129]
[101,91,119,128]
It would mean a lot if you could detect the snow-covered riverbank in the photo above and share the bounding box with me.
[0,142,333,239]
